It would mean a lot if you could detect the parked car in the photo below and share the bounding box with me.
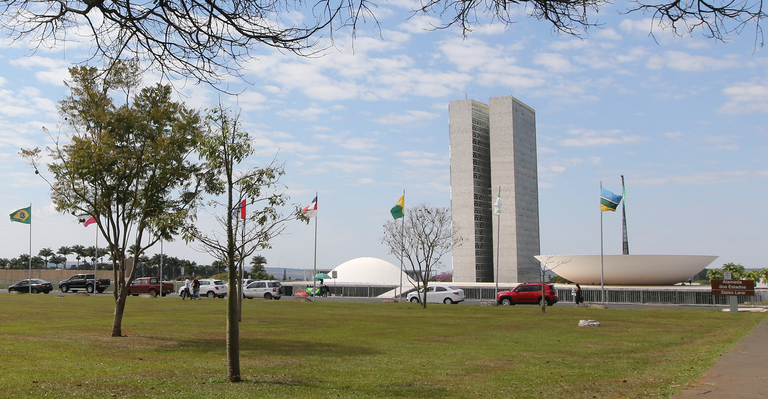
[58,273,111,293]
[243,280,282,300]
[407,284,465,304]
[497,283,559,306]
[8,279,53,294]
[128,277,175,297]
[178,279,228,298]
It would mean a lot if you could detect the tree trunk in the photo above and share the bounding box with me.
[227,272,241,381]
[111,289,127,336]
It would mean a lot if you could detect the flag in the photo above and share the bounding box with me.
[231,200,246,219]
[302,196,317,218]
[600,188,623,212]
[390,195,405,220]
[493,190,502,215]
[9,206,31,224]
[83,216,97,227]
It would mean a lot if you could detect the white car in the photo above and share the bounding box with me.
[406,284,465,304]
[178,279,228,298]
[243,280,282,300]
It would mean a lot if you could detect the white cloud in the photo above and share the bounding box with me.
[394,150,446,167]
[594,28,623,41]
[548,39,590,51]
[339,137,382,151]
[373,110,440,125]
[533,53,574,73]
[718,79,768,114]
[646,51,739,71]
[398,15,442,34]
[560,129,644,147]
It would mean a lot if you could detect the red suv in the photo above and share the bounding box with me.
[497,283,559,306]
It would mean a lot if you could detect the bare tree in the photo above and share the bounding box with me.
[381,203,463,308]
[416,0,765,44]
[0,0,376,88]
[534,255,571,313]
[1,0,763,90]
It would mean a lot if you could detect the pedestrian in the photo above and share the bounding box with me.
[574,283,583,307]
[182,276,191,300]
[192,277,200,300]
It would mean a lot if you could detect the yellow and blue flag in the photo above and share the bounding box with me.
[600,188,622,212]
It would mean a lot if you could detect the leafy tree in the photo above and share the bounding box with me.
[57,246,72,269]
[71,245,86,269]
[250,256,275,280]
[706,268,724,280]
[186,105,301,382]
[381,203,463,308]
[722,262,747,279]
[1,0,762,90]
[38,248,54,269]
[21,64,204,337]
[49,254,67,267]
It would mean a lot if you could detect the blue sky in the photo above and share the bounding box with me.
[1,1,766,275]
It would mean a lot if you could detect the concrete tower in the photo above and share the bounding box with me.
[449,95,540,283]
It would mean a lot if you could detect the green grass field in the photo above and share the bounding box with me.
[0,294,764,398]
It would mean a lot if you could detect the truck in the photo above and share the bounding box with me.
[58,273,111,294]
[128,277,175,297]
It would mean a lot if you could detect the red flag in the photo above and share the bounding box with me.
[83,216,97,227]
[240,200,246,220]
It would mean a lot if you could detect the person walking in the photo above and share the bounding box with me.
[574,283,583,307]
[192,277,200,300]
[182,276,191,300]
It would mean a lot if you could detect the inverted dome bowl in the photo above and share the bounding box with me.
[535,255,718,285]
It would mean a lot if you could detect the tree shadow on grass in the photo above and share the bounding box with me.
[163,336,379,358]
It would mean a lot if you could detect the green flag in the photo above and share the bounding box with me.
[390,195,404,220]
[10,206,31,224]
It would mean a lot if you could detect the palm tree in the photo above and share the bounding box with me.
[38,248,54,269]
[58,246,72,269]
[71,245,86,269]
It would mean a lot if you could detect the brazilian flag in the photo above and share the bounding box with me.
[10,206,31,224]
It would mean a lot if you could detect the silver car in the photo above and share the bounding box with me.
[243,280,282,300]
[407,284,465,304]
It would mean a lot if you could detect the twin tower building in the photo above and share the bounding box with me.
[449,96,541,284]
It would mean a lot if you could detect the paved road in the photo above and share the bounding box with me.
[672,317,768,398]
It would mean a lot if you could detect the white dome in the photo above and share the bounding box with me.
[537,255,718,285]
[329,257,414,285]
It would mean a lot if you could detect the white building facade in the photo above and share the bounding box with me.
[449,96,540,283]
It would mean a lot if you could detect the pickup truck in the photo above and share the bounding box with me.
[128,277,175,297]
[59,274,111,293]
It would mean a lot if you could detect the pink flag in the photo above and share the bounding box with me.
[83,216,97,227]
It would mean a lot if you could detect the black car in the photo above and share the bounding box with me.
[8,279,54,294]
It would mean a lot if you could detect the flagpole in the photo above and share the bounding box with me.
[600,182,605,305]
[28,203,32,294]
[398,189,405,302]
[621,175,629,255]
[494,186,501,300]
[94,218,98,294]
[238,203,245,320]
[312,192,318,299]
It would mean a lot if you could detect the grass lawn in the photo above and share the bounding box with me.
[0,294,765,398]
